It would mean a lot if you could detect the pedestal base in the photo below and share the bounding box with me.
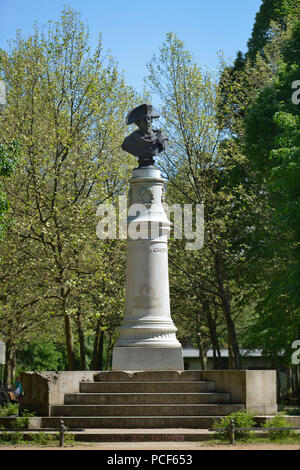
[112,347,184,371]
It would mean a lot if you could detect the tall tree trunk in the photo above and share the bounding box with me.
[227,329,234,370]
[287,366,292,399]
[90,317,104,370]
[204,300,222,369]
[214,253,241,369]
[296,365,300,392]
[198,334,207,370]
[64,311,75,370]
[61,283,75,370]
[76,307,86,370]
[4,344,16,388]
[105,333,113,370]
[277,367,282,401]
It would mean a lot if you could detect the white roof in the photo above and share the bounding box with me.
[182,348,263,358]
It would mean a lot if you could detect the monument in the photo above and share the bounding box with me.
[16,108,278,425]
[112,104,184,370]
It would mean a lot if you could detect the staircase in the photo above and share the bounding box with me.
[39,371,244,434]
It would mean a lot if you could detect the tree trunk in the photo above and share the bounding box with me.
[296,365,300,392]
[198,335,207,370]
[277,367,282,401]
[4,344,16,388]
[106,333,113,370]
[76,308,86,370]
[90,318,104,370]
[204,301,222,369]
[227,329,235,370]
[214,253,241,369]
[287,366,292,399]
[64,312,75,370]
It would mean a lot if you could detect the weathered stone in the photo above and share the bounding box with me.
[112,166,183,370]
[19,371,96,416]
[19,369,277,418]
[201,370,278,415]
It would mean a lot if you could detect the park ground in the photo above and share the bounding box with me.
[0,441,299,450]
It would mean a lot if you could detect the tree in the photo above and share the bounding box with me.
[213,1,300,380]
[0,7,138,370]
[242,21,300,369]
[145,33,253,369]
[0,140,19,229]
[247,0,300,62]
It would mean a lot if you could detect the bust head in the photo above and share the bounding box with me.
[126,104,160,134]
[122,103,168,167]
[136,115,152,134]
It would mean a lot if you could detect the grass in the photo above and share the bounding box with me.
[0,403,76,446]
[207,434,300,446]
[0,404,299,447]
[0,432,76,446]
[212,410,300,444]
[212,410,256,441]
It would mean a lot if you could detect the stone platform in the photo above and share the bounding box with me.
[19,369,277,431]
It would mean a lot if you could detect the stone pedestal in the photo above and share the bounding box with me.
[112,166,183,370]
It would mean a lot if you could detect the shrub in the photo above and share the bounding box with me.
[0,403,19,417]
[263,413,296,440]
[213,410,256,441]
[10,409,36,430]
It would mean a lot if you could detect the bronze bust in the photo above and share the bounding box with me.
[121,104,168,167]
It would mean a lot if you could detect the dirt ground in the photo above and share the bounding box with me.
[0,442,299,450]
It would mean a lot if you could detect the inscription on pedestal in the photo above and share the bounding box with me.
[147,247,167,253]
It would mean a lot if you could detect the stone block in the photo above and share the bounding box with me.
[20,371,97,416]
[112,347,184,371]
[200,370,277,414]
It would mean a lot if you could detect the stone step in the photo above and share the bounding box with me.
[68,428,216,442]
[39,416,229,429]
[64,392,231,405]
[80,381,216,394]
[94,371,204,383]
[51,404,243,417]
[0,429,217,442]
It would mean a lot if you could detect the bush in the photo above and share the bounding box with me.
[213,411,256,441]
[0,430,74,446]
[263,412,296,440]
[11,410,35,430]
[0,403,19,417]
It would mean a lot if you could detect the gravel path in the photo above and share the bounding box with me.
[0,442,299,450]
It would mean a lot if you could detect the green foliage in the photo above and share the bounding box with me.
[0,430,23,444]
[17,338,68,372]
[0,408,73,446]
[263,413,296,440]
[0,403,19,417]
[213,411,256,441]
[0,139,19,237]
[282,22,300,65]
[241,17,300,358]
[0,0,299,380]
[0,408,37,445]
[0,140,19,177]
[246,0,300,62]
[0,429,74,446]
[11,410,36,431]
[0,6,138,375]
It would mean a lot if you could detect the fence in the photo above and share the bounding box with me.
[215,419,300,444]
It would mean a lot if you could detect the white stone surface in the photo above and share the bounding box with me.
[112,166,183,370]
[112,347,184,371]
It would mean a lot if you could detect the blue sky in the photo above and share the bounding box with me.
[0,0,262,93]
